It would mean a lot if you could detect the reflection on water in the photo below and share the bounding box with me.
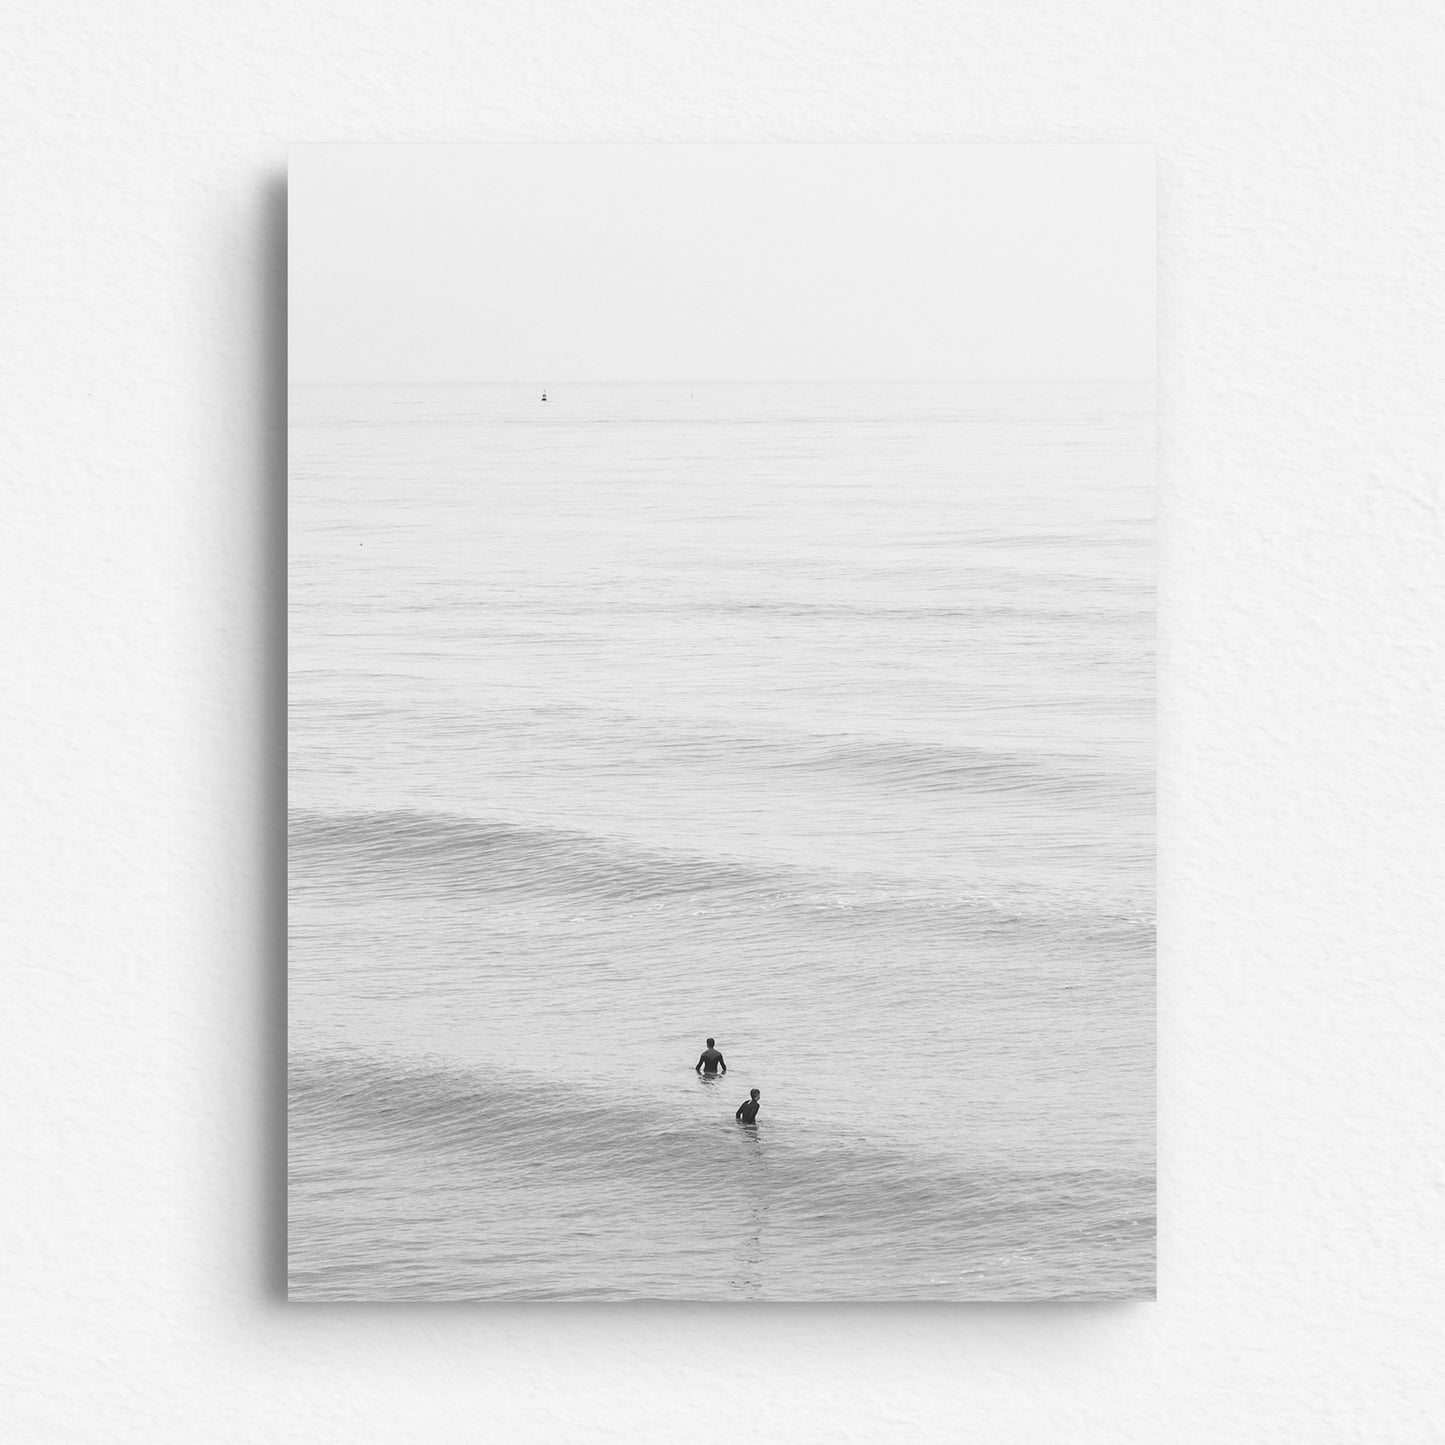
[732,1124,767,1298]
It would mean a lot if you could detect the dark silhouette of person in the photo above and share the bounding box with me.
[695,1038,726,1075]
[736,1088,761,1124]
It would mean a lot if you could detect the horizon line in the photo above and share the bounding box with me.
[287,375,1158,387]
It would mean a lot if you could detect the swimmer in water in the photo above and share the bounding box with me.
[735,1088,761,1124]
[695,1038,726,1076]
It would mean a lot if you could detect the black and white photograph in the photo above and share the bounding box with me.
[287,143,1156,1301]
[14,1,1445,1434]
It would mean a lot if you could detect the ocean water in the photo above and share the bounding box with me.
[288,382,1155,1301]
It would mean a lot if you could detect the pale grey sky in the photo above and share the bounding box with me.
[289,144,1154,384]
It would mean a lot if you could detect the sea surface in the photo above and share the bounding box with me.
[288,382,1155,1300]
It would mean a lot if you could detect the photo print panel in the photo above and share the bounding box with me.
[288,144,1156,1300]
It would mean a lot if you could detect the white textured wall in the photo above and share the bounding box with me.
[2,3,1441,1439]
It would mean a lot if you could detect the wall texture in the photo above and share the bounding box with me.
[2,2,1441,1439]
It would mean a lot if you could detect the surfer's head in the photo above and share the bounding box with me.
[750,1089,760,1100]
[706,1038,715,1048]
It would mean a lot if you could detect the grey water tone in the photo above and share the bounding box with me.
[288,381,1155,1301]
